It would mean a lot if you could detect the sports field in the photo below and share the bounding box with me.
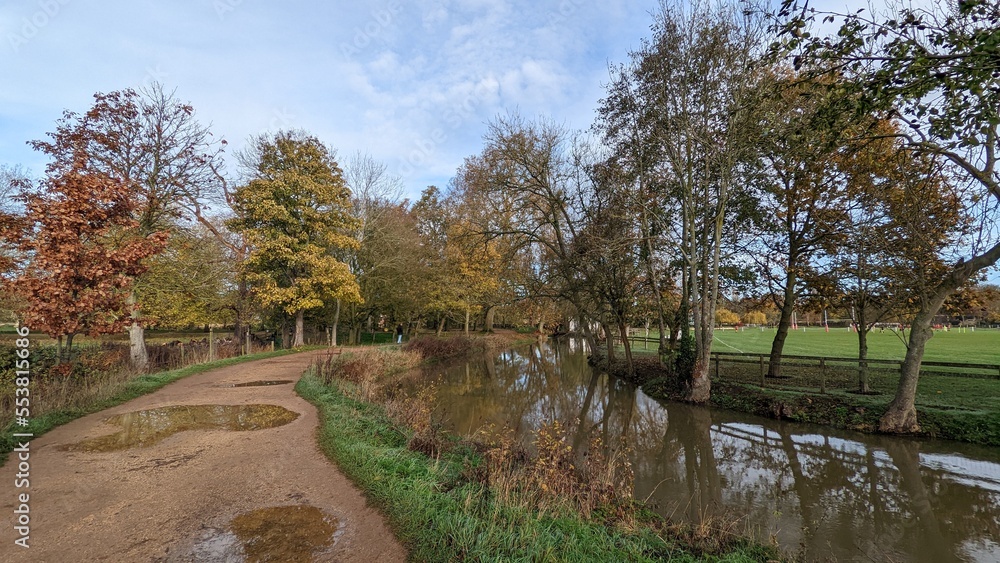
[630,327,1000,365]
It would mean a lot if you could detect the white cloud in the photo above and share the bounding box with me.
[0,0,660,198]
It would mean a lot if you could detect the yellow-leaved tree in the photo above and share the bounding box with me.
[227,130,361,347]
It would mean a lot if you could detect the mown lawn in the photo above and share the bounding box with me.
[624,328,1000,445]
[629,327,1000,364]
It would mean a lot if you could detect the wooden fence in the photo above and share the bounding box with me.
[612,335,1000,392]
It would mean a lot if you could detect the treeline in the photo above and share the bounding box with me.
[1,0,998,435]
[0,96,511,361]
[399,0,1000,436]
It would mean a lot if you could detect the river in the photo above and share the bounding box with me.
[419,339,1000,562]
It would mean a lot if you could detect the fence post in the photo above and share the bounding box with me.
[180,342,185,365]
[820,358,827,394]
[715,355,720,380]
[209,328,215,361]
[759,355,766,385]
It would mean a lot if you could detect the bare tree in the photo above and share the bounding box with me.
[629,0,767,401]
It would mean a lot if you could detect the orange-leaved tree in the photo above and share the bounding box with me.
[10,155,166,363]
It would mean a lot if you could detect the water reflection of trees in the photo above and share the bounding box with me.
[429,340,1000,563]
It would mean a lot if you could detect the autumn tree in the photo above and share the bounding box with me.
[945,285,1000,325]
[779,0,1000,432]
[450,154,541,333]
[742,310,767,325]
[8,159,164,361]
[338,152,428,344]
[595,59,676,356]
[573,156,646,373]
[715,309,740,326]
[29,84,224,368]
[750,72,851,378]
[463,114,610,352]
[227,130,361,347]
[409,186,501,336]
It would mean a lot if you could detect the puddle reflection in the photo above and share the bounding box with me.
[63,404,299,452]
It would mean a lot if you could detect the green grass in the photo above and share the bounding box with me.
[707,326,1000,364]
[622,328,1000,445]
[637,357,1000,445]
[630,327,1000,364]
[0,347,319,466]
[296,373,778,562]
[701,378,1000,446]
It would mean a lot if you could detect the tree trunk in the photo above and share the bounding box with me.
[55,335,63,366]
[331,299,340,347]
[233,316,245,351]
[686,192,724,405]
[602,321,616,362]
[767,269,797,378]
[880,239,1000,431]
[232,277,251,349]
[436,315,445,337]
[464,308,470,336]
[127,290,149,370]
[879,307,935,433]
[857,307,870,394]
[617,319,634,375]
[688,341,712,403]
[579,313,600,359]
[484,305,495,332]
[293,310,305,347]
[64,333,75,364]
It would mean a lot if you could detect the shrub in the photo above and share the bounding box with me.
[402,335,475,361]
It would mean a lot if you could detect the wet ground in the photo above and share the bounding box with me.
[188,505,342,562]
[0,351,407,563]
[62,404,300,452]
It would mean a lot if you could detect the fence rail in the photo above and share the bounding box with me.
[709,351,1000,378]
[611,335,1000,390]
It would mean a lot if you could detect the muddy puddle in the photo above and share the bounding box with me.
[63,404,299,452]
[188,505,340,562]
[229,380,294,387]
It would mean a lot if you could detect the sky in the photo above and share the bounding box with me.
[0,0,669,202]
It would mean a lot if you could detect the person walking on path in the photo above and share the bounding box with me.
[395,323,404,344]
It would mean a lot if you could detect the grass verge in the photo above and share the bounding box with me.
[631,358,1000,446]
[297,342,782,562]
[0,347,320,465]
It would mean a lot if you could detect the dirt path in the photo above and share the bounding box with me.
[0,351,408,562]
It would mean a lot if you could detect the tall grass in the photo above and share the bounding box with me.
[0,339,272,428]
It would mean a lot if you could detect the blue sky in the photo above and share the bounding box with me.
[1,0,666,201]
